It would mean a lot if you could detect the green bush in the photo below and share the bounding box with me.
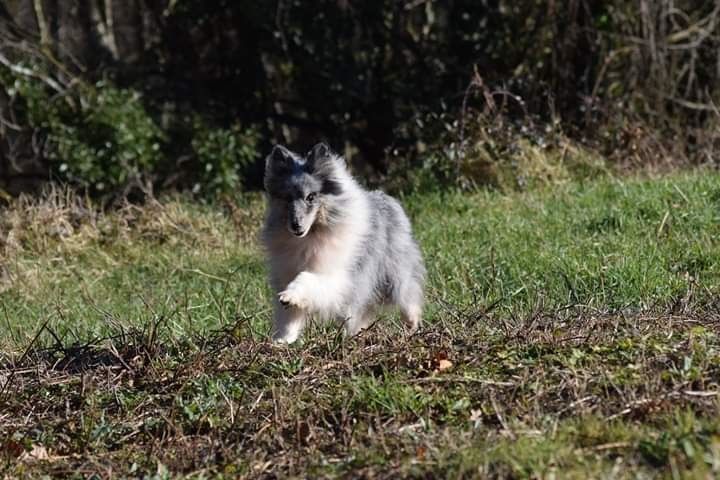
[190,121,259,195]
[52,84,164,191]
[6,69,164,192]
[2,64,259,196]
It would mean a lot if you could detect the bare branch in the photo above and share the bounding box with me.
[0,51,65,94]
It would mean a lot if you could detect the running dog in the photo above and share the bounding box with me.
[261,142,425,343]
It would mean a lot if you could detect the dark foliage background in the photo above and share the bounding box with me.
[0,0,718,196]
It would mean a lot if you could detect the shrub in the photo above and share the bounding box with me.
[190,121,259,195]
[2,63,259,196]
[5,68,164,192]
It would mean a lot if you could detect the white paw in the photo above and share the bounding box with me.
[278,278,310,310]
[272,334,298,345]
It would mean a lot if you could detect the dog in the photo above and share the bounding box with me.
[261,142,425,343]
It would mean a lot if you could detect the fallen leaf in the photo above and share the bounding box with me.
[1,439,24,459]
[430,350,453,372]
[20,445,49,461]
[437,359,453,371]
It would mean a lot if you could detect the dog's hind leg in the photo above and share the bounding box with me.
[397,278,423,333]
[343,307,376,337]
[271,300,306,344]
[400,304,422,333]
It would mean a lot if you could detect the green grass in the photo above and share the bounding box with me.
[413,171,720,315]
[2,171,720,478]
[3,171,720,347]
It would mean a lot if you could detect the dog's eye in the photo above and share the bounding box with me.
[305,193,316,203]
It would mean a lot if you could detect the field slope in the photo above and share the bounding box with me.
[1,171,720,478]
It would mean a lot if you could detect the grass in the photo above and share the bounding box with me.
[1,170,720,478]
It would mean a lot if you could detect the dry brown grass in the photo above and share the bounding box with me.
[0,186,262,297]
[1,304,719,478]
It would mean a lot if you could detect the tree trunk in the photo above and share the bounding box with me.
[112,0,143,63]
[57,0,97,70]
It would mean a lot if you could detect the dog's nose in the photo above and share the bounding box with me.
[290,220,301,233]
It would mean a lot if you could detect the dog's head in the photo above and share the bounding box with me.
[264,142,345,237]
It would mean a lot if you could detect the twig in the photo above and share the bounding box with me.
[0,51,65,93]
[656,210,670,237]
[490,389,515,440]
[0,317,50,398]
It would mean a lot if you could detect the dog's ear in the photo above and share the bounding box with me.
[307,142,344,173]
[266,145,294,174]
[310,142,330,160]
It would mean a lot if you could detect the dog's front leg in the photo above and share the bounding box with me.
[278,271,345,315]
[271,299,306,344]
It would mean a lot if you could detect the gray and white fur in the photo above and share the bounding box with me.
[261,142,425,343]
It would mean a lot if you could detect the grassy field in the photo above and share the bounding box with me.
[1,171,720,478]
